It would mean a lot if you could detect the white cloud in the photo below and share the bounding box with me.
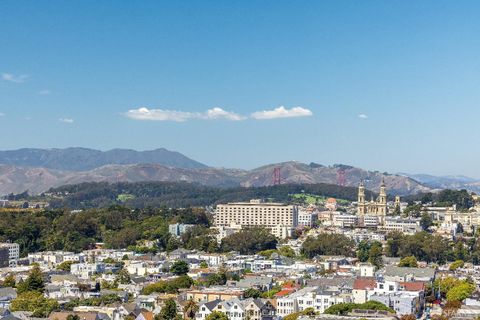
[38,89,51,95]
[124,107,246,122]
[59,118,74,124]
[2,73,29,83]
[358,113,368,119]
[250,106,313,120]
[202,107,246,121]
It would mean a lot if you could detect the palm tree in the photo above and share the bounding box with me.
[183,298,199,320]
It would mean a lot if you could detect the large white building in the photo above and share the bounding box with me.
[214,200,298,239]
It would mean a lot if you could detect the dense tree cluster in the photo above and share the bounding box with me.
[324,301,394,315]
[0,206,210,255]
[385,231,480,264]
[220,228,277,255]
[404,189,474,210]
[301,234,355,258]
[45,181,370,209]
[434,277,475,302]
[356,241,383,268]
[141,275,193,295]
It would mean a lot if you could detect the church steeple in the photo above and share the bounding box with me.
[357,180,366,215]
[379,178,387,204]
[358,180,365,203]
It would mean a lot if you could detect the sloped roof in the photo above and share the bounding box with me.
[353,278,377,290]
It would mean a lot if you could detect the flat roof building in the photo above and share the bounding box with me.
[214,200,298,239]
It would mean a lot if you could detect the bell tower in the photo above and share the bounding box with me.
[357,181,366,215]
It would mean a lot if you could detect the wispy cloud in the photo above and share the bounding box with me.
[250,106,313,120]
[59,118,74,124]
[124,107,246,122]
[38,89,51,95]
[2,73,29,83]
[124,105,314,122]
[0,113,5,117]
[358,113,368,119]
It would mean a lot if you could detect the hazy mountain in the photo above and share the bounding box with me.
[399,173,480,193]
[0,147,207,171]
[240,162,431,195]
[0,161,431,196]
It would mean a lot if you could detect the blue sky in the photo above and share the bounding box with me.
[1,1,480,177]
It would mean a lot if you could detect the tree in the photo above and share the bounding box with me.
[278,246,296,258]
[199,261,208,269]
[356,241,370,262]
[221,228,277,255]
[449,260,465,271]
[386,231,403,257]
[2,273,16,287]
[170,260,189,275]
[16,265,45,294]
[67,315,81,320]
[453,241,468,261]
[57,260,75,271]
[446,282,475,302]
[156,298,178,320]
[324,301,394,315]
[243,288,262,299]
[420,213,433,231]
[205,311,229,320]
[10,291,59,317]
[183,299,199,320]
[115,268,131,284]
[301,233,355,258]
[398,256,418,267]
[368,242,384,269]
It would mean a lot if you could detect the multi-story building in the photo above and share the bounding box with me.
[186,287,245,302]
[276,286,351,316]
[0,243,19,267]
[378,218,421,234]
[298,209,318,228]
[214,200,298,239]
[0,247,9,268]
[332,213,358,227]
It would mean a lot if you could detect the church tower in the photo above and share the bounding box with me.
[378,179,387,218]
[357,181,366,215]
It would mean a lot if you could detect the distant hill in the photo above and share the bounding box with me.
[0,147,207,171]
[239,161,431,195]
[0,160,431,196]
[399,173,480,193]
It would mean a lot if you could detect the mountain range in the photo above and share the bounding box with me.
[0,147,476,196]
[0,147,207,171]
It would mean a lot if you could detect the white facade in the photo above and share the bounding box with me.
[214,200,298,239]
[277,286,351,316]
[71,262,105,279]
[298,210,318,227]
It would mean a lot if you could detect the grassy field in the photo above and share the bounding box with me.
[117,193,136,202]
[290,193,349,205]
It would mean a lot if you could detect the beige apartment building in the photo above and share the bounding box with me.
[214,199,298,239]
